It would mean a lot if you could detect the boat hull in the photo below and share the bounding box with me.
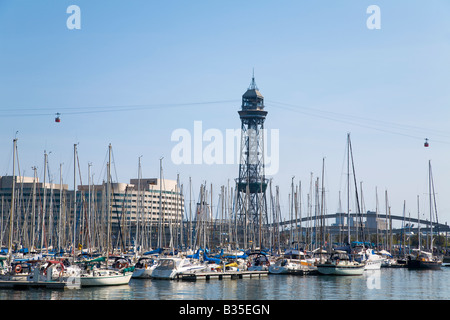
[268,266,289,274]
[364,260,382,270]
[151,269,177,280]
[132,268,154,279]
[407,260,442,270]
[152,265,207,280]
[317,264,365,276]
[80,273,132,287]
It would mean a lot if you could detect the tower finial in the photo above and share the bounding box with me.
[249,68,258,90]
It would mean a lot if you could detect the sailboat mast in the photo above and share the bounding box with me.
[41,151,48,254]
[158,157,163,249]
[107,144,112,257]
[73,143,77,261]
[136,156,142,251]
[417,195,421,251]
[428,160,433,252]
[321,158,325,250]
[375,187,379,250]
[8,138,17,261]
[59,163,63,253]
[87,162,92,254]
[347,134,350,245]
[31,166,37,251]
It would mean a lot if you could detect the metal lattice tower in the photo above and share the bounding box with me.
[235,75,269,249]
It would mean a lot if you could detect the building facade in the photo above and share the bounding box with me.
[0,175,184,252]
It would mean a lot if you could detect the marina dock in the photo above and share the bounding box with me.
[0,280,67,289]
[176,270,268,281]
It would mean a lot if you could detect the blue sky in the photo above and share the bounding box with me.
[1,1,450,226]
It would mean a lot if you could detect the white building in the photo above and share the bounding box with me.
[78,178,184,249]
[0,175,184,251]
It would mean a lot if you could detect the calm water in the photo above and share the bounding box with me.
[1,267,449,301]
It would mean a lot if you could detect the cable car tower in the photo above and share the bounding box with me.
[235,75,269,249]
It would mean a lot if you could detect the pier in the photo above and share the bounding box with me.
[0,280,67,289]
[176,270,268,281]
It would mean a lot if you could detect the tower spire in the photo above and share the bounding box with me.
[249,69,258,90]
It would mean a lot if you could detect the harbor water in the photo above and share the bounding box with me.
[1,267,449,300]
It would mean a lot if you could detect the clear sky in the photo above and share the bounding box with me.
[1,1,450,227]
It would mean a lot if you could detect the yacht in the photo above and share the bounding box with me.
[268,249,317,275]
[132,257,158,279]
[151,257,207,280]
[76,256,133,287]
[246,252,272,271]
[317,250,365,276]
[407,251,442,270]
[354,248,384,270]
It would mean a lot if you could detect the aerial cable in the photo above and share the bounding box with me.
[0,99,239,117]
[266,100,450,145]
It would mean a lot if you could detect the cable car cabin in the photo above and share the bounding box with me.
[55,113,61,123]
[424,139,429,147]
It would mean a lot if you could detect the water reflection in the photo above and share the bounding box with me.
[0,268,449,300]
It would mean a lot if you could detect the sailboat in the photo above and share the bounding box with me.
[407,250,442,270]
[407,161,442,270]
[76,145,133,286]
[76,256,132,286]
[317,250,365,275]
[317,134,365,276]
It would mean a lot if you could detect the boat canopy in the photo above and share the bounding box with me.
[378,250,393,258]
[76,256,107,264]
[203,252,221,264]
[351,241,375,248]
[143,248,163,255]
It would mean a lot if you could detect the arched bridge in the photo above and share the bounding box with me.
[275,211,450,233]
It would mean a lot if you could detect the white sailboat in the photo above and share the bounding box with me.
[77,145,133,287]
[75,255,133,287]
[317,135,364,276]
[317,250,365,276]
[79,268,132,287]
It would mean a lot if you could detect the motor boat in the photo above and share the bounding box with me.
[269,249,317,275]
[151,257,207,280]
[132,257,158,279]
